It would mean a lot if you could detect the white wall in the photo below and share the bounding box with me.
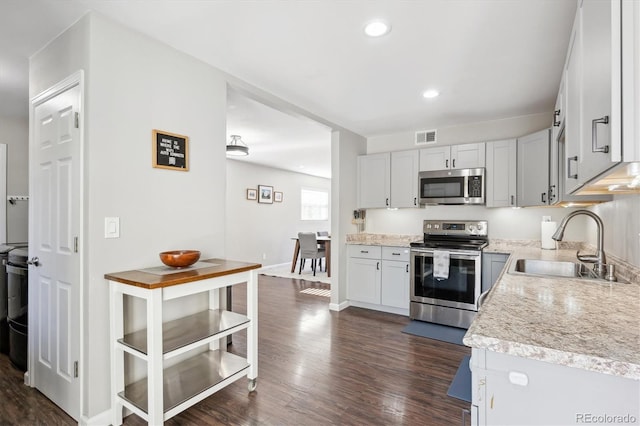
[367,112,552,153]
[330,129,367,309]
[31,13,228,418]
[0,115,28,243]
[364,205,586,241]
[225,160,331,265]
[590,194,640,267]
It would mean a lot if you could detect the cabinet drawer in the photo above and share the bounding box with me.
[348,245,382,259]
[382,246,410,261]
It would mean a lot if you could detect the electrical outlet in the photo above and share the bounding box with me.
[262,253,267,260]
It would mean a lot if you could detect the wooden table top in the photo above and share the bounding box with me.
[104,258,262,290]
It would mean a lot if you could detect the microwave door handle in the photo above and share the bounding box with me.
[464,178,469,198]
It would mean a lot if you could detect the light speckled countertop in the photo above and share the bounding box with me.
[346,233,640,378]
[464,245,640,380]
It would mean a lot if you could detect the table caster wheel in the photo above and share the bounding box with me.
[248,378,257,392]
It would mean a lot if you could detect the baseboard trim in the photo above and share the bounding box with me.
[329,301,349,311]
[80,409,111,426]
[257,262,290,271]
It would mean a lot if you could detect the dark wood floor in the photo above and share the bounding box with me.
[0,275,470,425]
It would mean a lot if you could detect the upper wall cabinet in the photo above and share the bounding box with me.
[357,152,390,208]
[563,0,625,193]
[517,129,551,207]
[390,150,420,208]
[486,139,517,208]
[357,150,420,209]
[419,142,485,171]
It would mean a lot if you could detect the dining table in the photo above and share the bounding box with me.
[290,236,331,277]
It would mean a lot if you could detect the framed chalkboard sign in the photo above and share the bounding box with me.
[152,129,189,171]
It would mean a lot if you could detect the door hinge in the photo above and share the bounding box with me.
[74,112,79,128]
[74,237,78,253]
[74,361,79,378]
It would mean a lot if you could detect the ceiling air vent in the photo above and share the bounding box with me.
[415,129,437,145]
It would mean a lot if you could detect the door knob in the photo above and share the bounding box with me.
[27,257,40,267]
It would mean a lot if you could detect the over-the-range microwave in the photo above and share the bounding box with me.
[418,168,485,205]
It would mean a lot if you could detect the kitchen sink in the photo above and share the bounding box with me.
[508,259,598,279]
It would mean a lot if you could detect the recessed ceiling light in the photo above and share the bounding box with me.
[364,20,391,37]
[422,89,440,99]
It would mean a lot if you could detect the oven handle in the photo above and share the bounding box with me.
[410,249,481,260]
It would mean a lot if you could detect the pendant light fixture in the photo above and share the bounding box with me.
[226,134,249,156]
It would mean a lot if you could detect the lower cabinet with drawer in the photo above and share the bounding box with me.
[348,245,410,316]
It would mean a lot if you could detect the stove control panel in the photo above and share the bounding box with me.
[423,220,488,237]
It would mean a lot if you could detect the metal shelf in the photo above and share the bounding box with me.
[118,350,249,417]
[118,309,249,357]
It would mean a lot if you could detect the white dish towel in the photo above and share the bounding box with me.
[433,250,450,280]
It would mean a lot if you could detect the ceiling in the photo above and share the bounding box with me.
[0,0,577,179]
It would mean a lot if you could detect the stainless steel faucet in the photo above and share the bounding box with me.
[552,209,607,278]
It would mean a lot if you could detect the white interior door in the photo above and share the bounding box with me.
[30,82,81,420]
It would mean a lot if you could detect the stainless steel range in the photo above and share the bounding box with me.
[410,220,488,329]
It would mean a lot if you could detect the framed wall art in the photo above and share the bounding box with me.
[247,188,257,200]
[258,185,274,204]
[152,129,189,171]
[274,192,283,202]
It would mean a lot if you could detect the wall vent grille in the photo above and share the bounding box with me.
[415,129,437,145]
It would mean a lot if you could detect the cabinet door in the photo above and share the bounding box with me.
[347,257,381,304]
[419,146,450,171]
[550,74,566,204]
[451,142,486,169]
[481,253,509,293]
[564,14,582,194]
[485,140,516,208]
[578,0,621,185]
[390,150,419,208]
[381,260,409,310]
[517,129,550,207]
[357,153,390,208]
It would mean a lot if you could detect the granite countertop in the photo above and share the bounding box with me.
[464,246,640,380]
[346,233,421,247]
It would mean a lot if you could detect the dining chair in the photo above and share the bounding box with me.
[298,232,326,276]
[317,231,329,237]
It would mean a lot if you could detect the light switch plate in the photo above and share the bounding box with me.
[105,217,120,238]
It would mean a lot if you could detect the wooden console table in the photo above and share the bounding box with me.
[105,258,261,425]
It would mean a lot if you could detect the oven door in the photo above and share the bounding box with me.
[410,248,481,311]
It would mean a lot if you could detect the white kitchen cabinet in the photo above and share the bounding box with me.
[357,153,391,208]
[419,143,485,171]
[481,252,509,293]
[471,348,639,426]
[380,247,410,311]
[347,245,410,315]
[347,245,382,305]
[563,0,625,193]
[390,150,420,208]
[517,129,550,207]
[357,150,420,209]
[485,140,517,208]
[577,0,621,186]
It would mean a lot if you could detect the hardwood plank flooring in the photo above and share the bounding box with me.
[0,275,470,425]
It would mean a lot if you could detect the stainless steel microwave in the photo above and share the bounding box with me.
[418,168,485,205]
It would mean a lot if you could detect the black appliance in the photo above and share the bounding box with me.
[410,220,488,329]
[0,244,15,354]
[7,247,28,371]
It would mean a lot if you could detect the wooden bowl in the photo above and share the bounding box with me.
[159,250,201,268]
